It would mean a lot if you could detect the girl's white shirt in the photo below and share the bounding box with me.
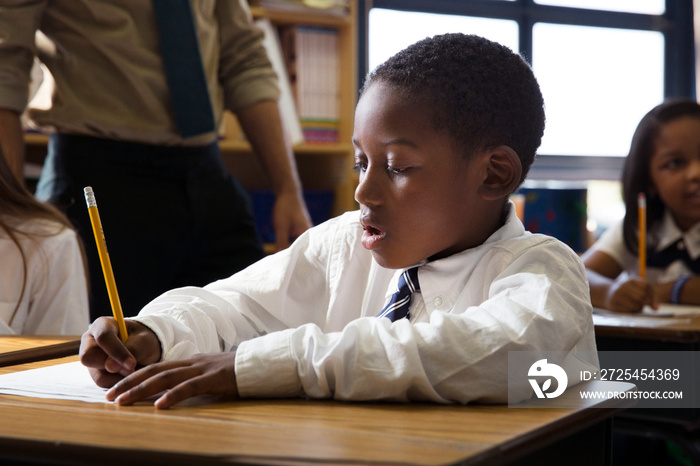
[590,210,700,283]
[0,218,89,335]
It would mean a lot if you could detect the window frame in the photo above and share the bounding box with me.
[358,0,696,181]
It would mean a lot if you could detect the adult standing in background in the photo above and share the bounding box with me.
[0,0,312,321]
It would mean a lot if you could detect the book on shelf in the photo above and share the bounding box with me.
[256,0,349,16]
[255,18,305,145]
[279,25,339,144]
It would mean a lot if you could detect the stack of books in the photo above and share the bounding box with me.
[279,25,339,144]
[257,0,349,16]
[255,19,305,145]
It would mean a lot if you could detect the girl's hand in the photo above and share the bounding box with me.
[604,276,657,313]
[106,353,239,409]
[79,317,162,388]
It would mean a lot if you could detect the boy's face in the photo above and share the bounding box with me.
[352,81,491,269]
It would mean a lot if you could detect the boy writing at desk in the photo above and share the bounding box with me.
[80,33,598,408]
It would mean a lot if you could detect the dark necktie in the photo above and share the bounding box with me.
[152,0,216,137]
[377,267,420,322]
[647,238,700,274]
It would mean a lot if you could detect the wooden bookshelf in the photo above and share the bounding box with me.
[219,139,353,191]
[23,133,49,146]
[23,133,49,170]
[240,2,359,216]
[249,6,352,27]
[23,2,359,217]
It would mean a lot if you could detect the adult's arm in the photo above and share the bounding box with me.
[0,1,45,181]
[236,100,311,250]
[215,0,311,250]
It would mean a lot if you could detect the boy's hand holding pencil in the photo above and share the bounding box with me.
[80,316,241,409]
[84,187,129,342]
[81,186,163,390]
[79,317,161,388]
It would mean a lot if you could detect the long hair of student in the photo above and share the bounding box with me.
[620,99,700,256]
[0,147,88,326]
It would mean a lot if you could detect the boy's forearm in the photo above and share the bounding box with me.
[0,108,25,182]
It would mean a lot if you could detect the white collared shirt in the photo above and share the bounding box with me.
[0,218,89,335]
[590,210,700,283]
[135,204,598,404]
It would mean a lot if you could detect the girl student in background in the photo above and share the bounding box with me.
[583,99,700,313]
[0,147,89,334]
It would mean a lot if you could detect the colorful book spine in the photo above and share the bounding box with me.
[280,25,340,144]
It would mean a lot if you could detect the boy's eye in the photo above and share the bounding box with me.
[351,162,410,175]
[387,166,406,175]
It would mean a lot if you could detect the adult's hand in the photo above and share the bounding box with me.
[272,188,312,250]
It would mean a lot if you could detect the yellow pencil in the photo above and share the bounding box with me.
[84,187,128,343]
[638,192,646,279]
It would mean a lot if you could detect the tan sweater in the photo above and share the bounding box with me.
[0,0,280,146]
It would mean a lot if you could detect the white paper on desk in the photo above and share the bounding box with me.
[642,304,700,317]
[594,304,700,317]
[0,361,111,403]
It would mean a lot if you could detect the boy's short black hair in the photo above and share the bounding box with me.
[362,33,545,184]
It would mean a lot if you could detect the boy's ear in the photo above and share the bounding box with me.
[478,145,522,201]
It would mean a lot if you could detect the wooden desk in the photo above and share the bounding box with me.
[0,335,80,367]
[593,312,700,464]
[593,312,700,421]
[594,313,700,347]
[0,356,634,466]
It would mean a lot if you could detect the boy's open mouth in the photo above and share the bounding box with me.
[361,224,386,250]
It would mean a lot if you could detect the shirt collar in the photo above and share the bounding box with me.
[419,200,525,276]
[382,201,525,299]
[655,210,700,260]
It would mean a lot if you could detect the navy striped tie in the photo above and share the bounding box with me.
[152,0,216,137]
[377,267,420,322]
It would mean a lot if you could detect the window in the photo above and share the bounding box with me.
[534,0,664,15]
[533,23,664,157]
[358,0,696,182]
[368,9,518,72]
